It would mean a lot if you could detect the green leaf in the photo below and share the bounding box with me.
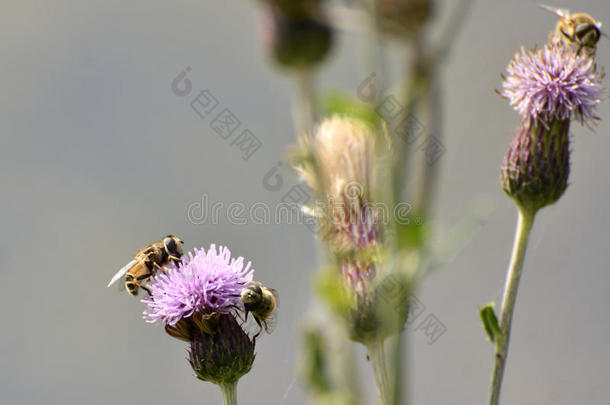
[321,91,381,129]
[396,220,428,249]
[480,303,503,343]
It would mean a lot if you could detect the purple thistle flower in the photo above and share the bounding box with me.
[142,244,253,326]
[501,40,605,127]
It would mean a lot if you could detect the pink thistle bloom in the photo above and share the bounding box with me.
[501,40,605,127]
[142,245,253,326]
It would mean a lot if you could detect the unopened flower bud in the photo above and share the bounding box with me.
[261,4,333,69]
[501,120,570,213]
[142,245,258,388]
[189,313,256,385]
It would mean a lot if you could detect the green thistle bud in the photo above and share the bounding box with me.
[501,119,570,214]
[262,5,333,69]
[188,313,256,386]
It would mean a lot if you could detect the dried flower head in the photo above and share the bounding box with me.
[501,40,605,127]
[295,116,383,252]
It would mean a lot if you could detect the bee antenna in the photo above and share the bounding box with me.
[537,4,565,18]
[601,29,610,40]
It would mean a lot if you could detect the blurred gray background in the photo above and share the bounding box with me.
[1,0,610,404]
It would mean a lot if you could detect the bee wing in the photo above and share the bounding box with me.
[262,288,279,334]
[107,259,138,287]
[538,4,569,18]
[263,308,278,334]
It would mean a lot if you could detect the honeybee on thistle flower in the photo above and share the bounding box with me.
[539,4,608,58]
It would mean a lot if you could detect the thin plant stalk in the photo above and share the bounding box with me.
[293,69,317,136]
[360,0,386,88]
[368,340,392,405]
[413,68,441,218]
[489,208,536,405]
[220,382,238,405]
[392,38,427,202]
[410,0,473,216]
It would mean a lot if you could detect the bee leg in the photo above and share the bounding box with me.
[234,309,246,323]
[168,255,181,263]
[152,262,171,275]
[141,284,152,296]
[253,317,263,340]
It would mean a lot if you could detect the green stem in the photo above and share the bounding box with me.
[489,208,536,405]
[392,39,428,203]
[293,69,316,136]
[368,340,392,405]
[388,333,404,405]
[220,382,238,405]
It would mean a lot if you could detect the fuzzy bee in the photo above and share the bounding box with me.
[107,235,184,296]
[539,5,608,57]
[240,281,279,339]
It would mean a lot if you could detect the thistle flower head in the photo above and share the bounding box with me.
[143,245,253,325]
[142,244,257,387]
[501,40,605,127]
[313,116,377,199]
[295,116,383,251]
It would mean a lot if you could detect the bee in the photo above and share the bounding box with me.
[240,281,279,339]
[539,5,608,57]
[107,235,184,296]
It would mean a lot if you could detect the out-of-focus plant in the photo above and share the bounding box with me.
[256,0,474,404]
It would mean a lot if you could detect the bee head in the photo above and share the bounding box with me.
[240,283,262,305]
[575,22,601,46]
[164,235,184,257]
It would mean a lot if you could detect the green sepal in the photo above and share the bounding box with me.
[480,303,503,343]
[321,91,381,129]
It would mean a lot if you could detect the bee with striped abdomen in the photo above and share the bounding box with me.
[539,5,608,58]
[107,235,184,296]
